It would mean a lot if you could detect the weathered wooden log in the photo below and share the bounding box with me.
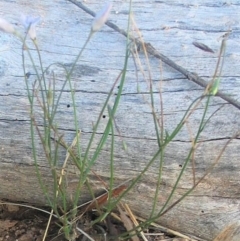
[0,1,240,241]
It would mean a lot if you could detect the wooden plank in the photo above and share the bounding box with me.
[0,1,240,240]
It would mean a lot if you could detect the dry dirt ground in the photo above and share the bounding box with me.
[0,204,63,241]
[0,203,190,241]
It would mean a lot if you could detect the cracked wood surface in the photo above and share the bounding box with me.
[0,1,240,240]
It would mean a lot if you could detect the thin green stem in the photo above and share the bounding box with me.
[107,104,115,209]
[157,95,211,217]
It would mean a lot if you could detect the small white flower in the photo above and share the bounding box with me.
[21,15,40,40]
[0,18,15,34]
[91,3,112,33]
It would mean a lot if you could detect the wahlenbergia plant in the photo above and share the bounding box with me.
[0,2,236,240]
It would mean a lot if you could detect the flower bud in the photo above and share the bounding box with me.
[0,18,15,34]
[91,3,112,33]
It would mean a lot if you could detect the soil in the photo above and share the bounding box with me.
[0,204,65,241]
[0,203,189,241]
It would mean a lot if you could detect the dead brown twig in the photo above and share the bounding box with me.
[67,0,240,111]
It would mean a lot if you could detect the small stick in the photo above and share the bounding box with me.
[67,0,240,110]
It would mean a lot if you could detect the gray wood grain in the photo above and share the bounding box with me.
[0,1,240,240]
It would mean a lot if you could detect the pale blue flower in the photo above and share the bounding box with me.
[0,18,15,34]
[91,3,112,33]
[21,15,40,40]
